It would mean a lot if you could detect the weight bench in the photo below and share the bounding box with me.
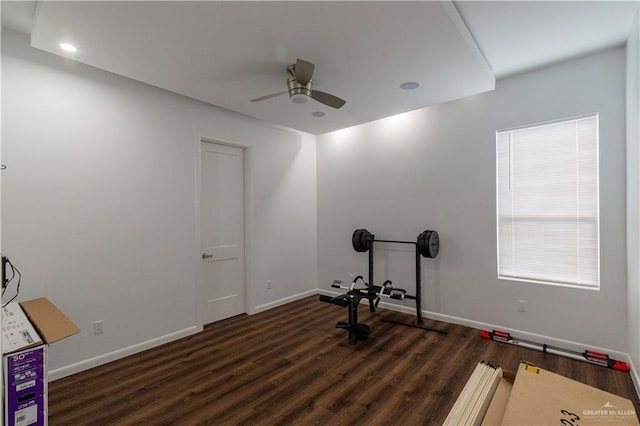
[319,277,419,344]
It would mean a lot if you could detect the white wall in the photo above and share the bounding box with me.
[317,47,628,352]
[1,29,317,375]
[627,10,640,376]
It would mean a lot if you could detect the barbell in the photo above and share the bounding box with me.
[352,228,440,258]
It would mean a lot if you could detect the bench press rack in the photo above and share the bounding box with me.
[320,229,446,344]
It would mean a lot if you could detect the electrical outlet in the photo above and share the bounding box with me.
[266,280,272,290]
[517,300,527,313]
[94,320,104,335]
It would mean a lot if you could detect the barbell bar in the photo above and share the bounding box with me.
[352,228,440,258]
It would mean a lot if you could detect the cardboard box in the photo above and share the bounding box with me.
[480,362,639,425]
[2,298,79,426]
[5,346,46,426]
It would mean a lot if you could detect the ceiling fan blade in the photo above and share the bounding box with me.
[311,90,346,109]
[294,58,314,86]
[250,90,288,102]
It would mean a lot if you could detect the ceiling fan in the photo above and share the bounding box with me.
[250,58,346,109]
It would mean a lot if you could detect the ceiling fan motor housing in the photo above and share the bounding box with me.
[287,65,312,104]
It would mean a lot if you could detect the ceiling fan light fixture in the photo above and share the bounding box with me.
[287,75,312,104]
[291,93,310,104]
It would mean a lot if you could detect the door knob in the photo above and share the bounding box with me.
[202,253,213,259]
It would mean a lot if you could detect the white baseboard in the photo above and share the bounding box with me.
[252,288,318,314]
[48,325,202,381]
[420,309,629,361]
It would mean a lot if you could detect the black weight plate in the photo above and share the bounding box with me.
[352,229,363,252]
[361,229,372,252]
[418,230,440,258]
[427,230,439,258]
[352,229,369,252]
[418,231,428,257]
[359,229,367,251]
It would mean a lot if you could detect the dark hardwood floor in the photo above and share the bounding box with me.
[49,296,640,425]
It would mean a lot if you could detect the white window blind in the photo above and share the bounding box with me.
[496,114,599,289]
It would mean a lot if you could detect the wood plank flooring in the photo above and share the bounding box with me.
[49,296,640,425]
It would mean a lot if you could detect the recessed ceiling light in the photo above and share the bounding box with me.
[399,81,420,91]
[60,43,77,53]
[312,111,326,118]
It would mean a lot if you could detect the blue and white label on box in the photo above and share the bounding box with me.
[5,346,46,426]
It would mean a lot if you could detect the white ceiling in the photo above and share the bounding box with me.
[2,1,638,135]
[455,1,639,79]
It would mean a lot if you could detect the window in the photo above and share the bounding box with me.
[496,114,599,289]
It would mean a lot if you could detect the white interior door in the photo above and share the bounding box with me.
[200,142,245,325]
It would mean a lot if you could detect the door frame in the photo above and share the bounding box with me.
[194,134,254,328]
